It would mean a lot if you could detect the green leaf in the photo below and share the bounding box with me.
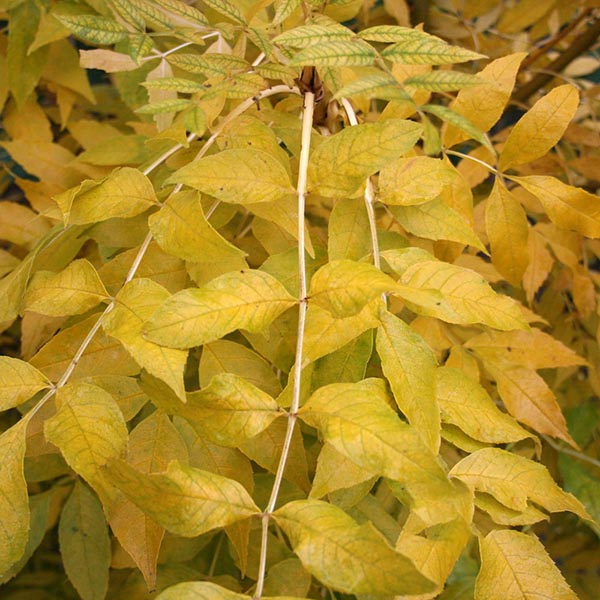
[334,73,411,101]
[405,70,484,91]
[102,278,188,401]
[308,119,423,197]
[149,191,245,264]
[377,309,439,453]
[143,269,296,349]
[105,459,259,537]
[511,175,600,238]
[44,382,128,493]
[0,357,50,411]
[559,456,600,532]
[53,167,158,225]
[475,530,578,600]
[289,40,376,67]
[274,499,435,595]
[166,149,294,205]
[274,24,354,48]
[308,260,395,317]
[59,482,110,600]
[54,14,129,45]
[382,33,485,64]
[25,259,109,317]
[0,419,29,578]
[450,447,590,519]
[203,0,246,24]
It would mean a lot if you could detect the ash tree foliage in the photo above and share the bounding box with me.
[1,0,600,598]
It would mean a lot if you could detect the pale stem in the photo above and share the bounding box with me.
[340,98,381,271]
[26,84,300,421]
[542,434,600,469]
[254,91,316,600]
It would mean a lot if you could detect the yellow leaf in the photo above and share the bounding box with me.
[484,363,577,446]
[155,581,253,600]
[443,52,526,148]
[450,447,590,519]
[436,367,537,448]
[25,259,109,317]
[396,260,528,330]
[105,459,259,537]
[79,49,139,72]
[475,529,578,600]
[309,260,394,317]
[44,381,128,493]
[485,179,529,286]
[0,201,51,250]
[59,481,111,600]
[308,119,422,197]
[475,494,548,526]
[512,175,600,238]
[108,412,188,590]
[328,197,371,262]
[303,301,379,362]
[166,149,295,205]
[0,419,29,578]
[523,229,553,304]
[143,270,296,349]
[53,167,158,225]
[498,84,579,171]
[465,329,586,369]
[102,278,188,400]
[30,313,139,381]
[377,309,440,453]
[379,156,456,205]
[274,499,436,595]
[0,357,50,411]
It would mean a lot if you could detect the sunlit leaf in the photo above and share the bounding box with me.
[382,33,485,64]
[333,73,410,101]
[274,24,353,48]
[404,70,483,91]
[289,40,376,67]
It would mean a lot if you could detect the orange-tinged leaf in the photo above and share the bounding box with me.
[25,259,109,317]
[0,357,50,411]
[143,270,296,349]
[59,481,111,600]
[443,52,526,148]
[377,309,440,453]
[105,459,259,537]
[523,229,553,304]
[274,499,436,595]
[0,419,29,578]
[450,447,590,519]
[102,278,188,400]
[485,363,577,446]
[512,175,600,238]
[498,84,579,171]
[485,179,529,286]
[465,329,586,369]
[475,529,578,600]
[309,260,394,317]
[436,367,537,448]
[44,382,128,492]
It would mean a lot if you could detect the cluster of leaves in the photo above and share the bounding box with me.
[0,0,599,599]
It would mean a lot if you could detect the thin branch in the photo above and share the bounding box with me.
[542,434,600,470]
[254,90,316,600]
[444,148,499,175]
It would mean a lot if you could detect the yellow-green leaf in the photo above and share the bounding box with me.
[54,14,129,45]
[105,459,259,537]
[308,119,422,197]
[289,40,376,67]
[143,270,296,349]
[333,73,410,101]
[377,309,439,453]
[44,382,128,492]
[25,259,109,317]
[405,70,484,91]
[102,278,188,401]
[436,367,537,448]
[0,357,50,411]
[54,167,157,225]
[475,529,578,600]
[274,24,353,48]
[379,156,457,205]
[156,581,251,600]
[274,499,435,595]
[59,481,110,600]
[166,53,249,76]
[153,0,209,26]
[0,419,29,578]
[203,0,246,24]
[309,260,394,317]
[498,84,579,171]
[166,149,294,205]
[449,447,590,519]
[396,259,527,330]
[327,197,371,262]
[382,33,485,65]
[485,179,529,286]
[149,191,245,264]
[512,175,600,238]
